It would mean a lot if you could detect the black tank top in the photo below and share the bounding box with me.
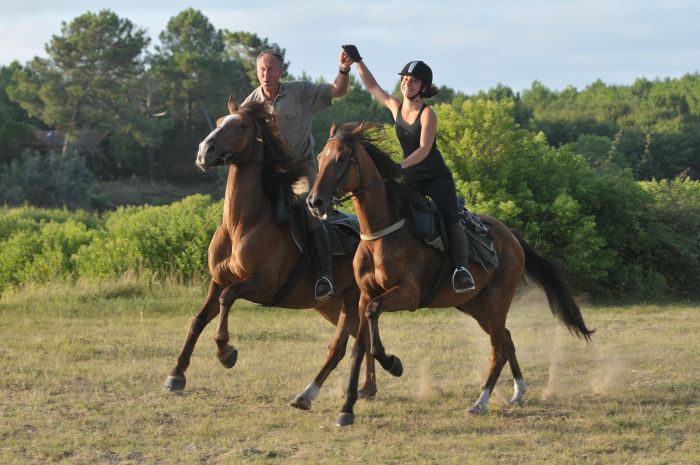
[395,103,450,181]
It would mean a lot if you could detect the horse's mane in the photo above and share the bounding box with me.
[239,101,308,205]
[337,123,412,217]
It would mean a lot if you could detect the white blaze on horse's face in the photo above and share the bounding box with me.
[196,114,244,169]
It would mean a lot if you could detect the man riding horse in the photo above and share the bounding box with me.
[242,48,354,301]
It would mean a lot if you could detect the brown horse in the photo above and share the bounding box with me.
[307,122,594,426]
[162,99,376,410]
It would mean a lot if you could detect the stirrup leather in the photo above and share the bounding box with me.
[314,275,335,301]
[452,266,475,293]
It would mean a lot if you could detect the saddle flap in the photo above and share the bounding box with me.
[327,210,360,256]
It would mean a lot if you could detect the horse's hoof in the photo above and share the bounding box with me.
[290,394,311,411]
[508,396,525,406]
[336,413,355,427]
[163,375,186,392]
[218,346,238,368]
[358,386,377,399]
[467,402,488,415]
[388,356,403,377]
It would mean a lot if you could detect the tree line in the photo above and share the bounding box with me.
[1,8,699,186]
[0,8,698,302]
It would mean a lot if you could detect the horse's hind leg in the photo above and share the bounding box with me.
[460,292,513,415]
[291,291,377,410]
[469,316,509,415]
[504,328,527,406]
[290,299,351,411]
[164,280,223,391]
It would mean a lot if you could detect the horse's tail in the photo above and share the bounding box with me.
[512,230,594,342]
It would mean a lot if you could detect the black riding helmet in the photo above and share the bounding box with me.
[398,61,437,98]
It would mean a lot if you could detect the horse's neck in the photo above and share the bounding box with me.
[353,155,402,235]
[223,165,272,231]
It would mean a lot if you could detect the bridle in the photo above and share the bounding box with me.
[219,115,264,166]
[326,132,390,207]
[326,131,406,241]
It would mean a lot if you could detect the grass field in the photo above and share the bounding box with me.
[1,278,698,464]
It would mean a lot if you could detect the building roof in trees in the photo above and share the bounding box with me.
[32,130,110,154]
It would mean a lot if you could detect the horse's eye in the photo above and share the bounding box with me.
[240,122,249,130]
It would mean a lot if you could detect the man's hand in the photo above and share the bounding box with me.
[339,50,352,72]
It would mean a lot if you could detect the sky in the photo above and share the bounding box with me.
[1,0,698,95]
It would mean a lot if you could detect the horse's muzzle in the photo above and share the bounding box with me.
[306,194,328,218]
[196,140,217,170]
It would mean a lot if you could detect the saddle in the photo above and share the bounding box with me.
[409,195,499,269]
[259,192,360,307]
[275,189,359,257]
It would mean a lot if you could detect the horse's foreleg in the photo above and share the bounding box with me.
[345,291,377,398]
[365,286,419,377]
[163,281,223,392]
[213,279,249,368]
[359,345,377,399]
[336,311,369,427]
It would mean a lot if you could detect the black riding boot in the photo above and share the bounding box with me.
[309,224,335,302]
[447,221,476,293]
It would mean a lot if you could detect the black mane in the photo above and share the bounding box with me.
[239,101,307,205]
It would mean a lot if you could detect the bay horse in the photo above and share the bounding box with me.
[307,122,593,426]
[162,99,376,410]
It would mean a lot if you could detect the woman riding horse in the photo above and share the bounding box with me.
[344,45,475,293]
[307,122,593,426]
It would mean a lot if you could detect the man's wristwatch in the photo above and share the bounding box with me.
[339,67,350,75]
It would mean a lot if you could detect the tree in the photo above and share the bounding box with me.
[0,63,37,165]
[150,9,245,180]
[7,10,151,177]
[151,9,229,132]
[518,75,700,180]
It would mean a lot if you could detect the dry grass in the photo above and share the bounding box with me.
[0,280,698,465]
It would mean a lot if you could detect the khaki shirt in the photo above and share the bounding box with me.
[242,81,333,162]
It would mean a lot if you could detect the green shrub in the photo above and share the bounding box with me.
[640,177,700,298]
[74,194,221,279]
[0,150,94,209]
[0,205,98,241]
[432,98,677,301]
[0,219,95,291]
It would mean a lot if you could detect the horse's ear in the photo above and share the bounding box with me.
[228,95,237,114]
[351,121,367,138]
[329,121,338,136]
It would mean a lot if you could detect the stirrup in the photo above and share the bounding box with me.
[314,276,335,302]
[452,266,475,293]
